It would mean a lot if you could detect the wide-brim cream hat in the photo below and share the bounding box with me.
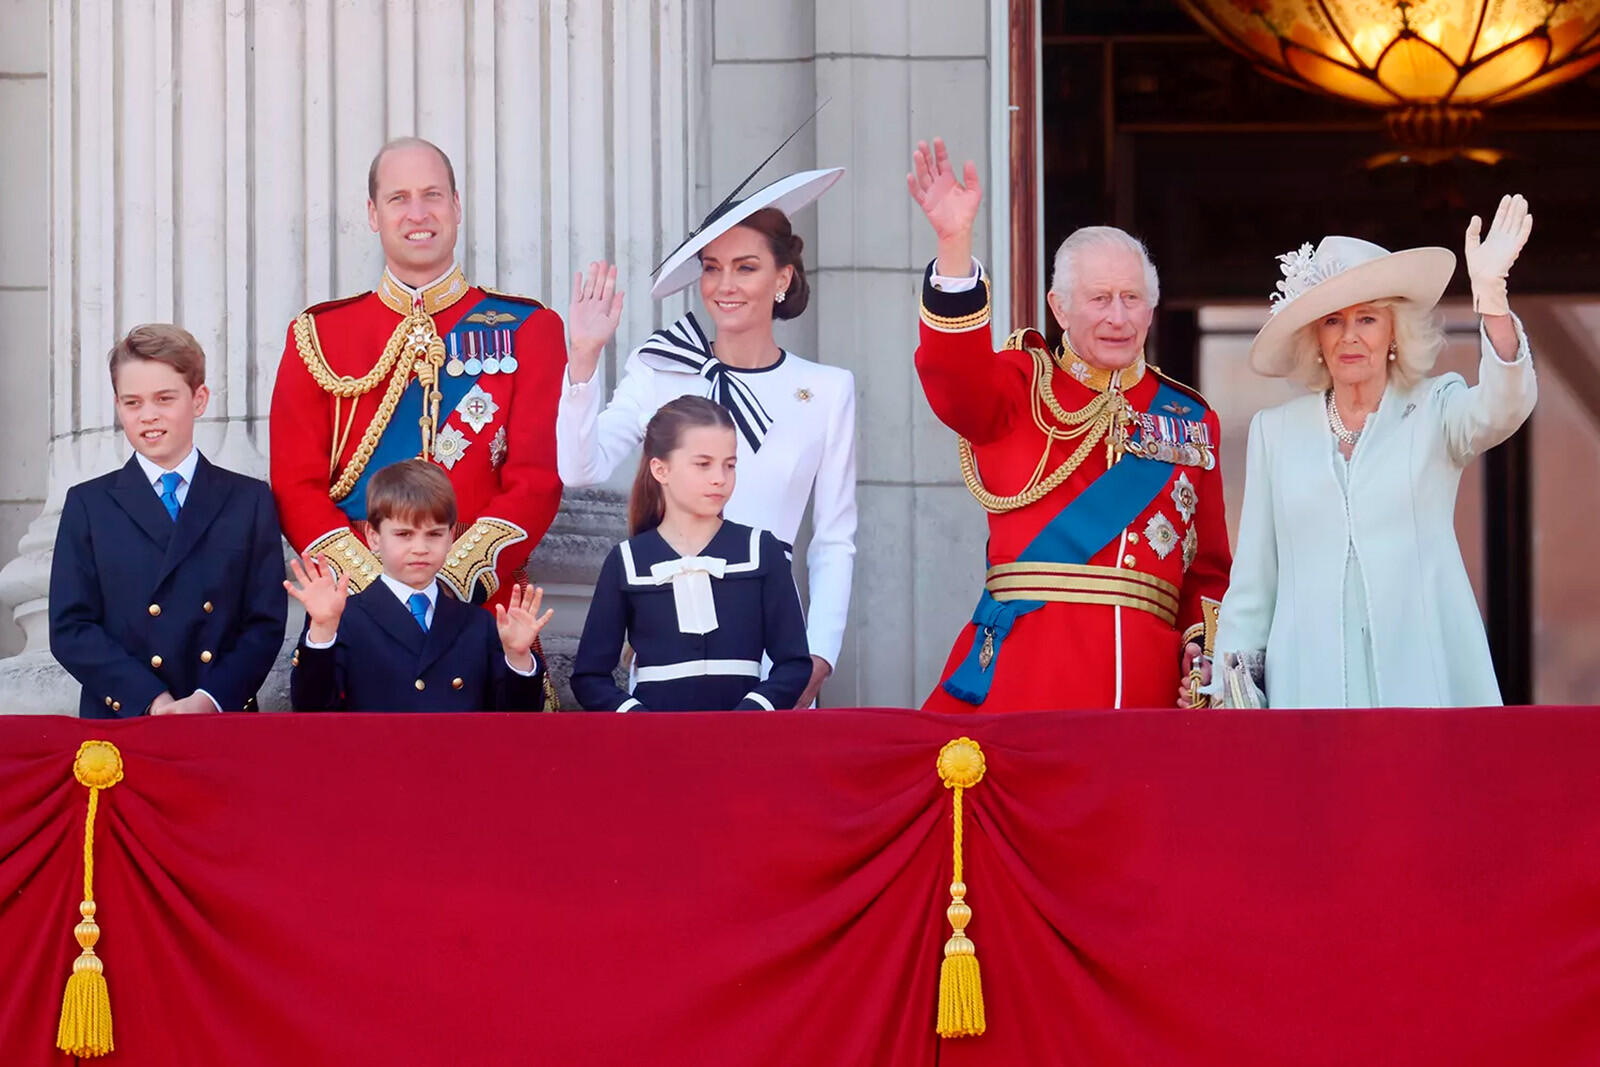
[651,168,844,300]
[1248,235,1456,377]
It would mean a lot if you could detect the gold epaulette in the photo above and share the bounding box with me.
[1001,327,1048,353]
[920,277,992,333]
[438,517,529,602]
[305,528,381,592]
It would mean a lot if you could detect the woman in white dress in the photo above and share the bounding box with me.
[558,169,857,708]
[1214,195,1537,708]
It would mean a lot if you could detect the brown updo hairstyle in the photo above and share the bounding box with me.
[628,396,737,536]
[735,207,810,320]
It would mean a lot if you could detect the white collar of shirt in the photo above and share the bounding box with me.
[379,574,438,628]
[135,447,200,503]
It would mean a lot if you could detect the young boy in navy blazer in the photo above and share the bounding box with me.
[50,324,288,718]
[286,459,553,711]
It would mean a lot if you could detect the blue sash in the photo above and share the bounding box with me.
[337,295,533,519]
[943,379,1206,705]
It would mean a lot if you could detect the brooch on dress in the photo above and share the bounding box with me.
[794,388,813,403]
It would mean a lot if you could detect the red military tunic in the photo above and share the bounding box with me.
[270,264,565,607]
[915,265,1231,712]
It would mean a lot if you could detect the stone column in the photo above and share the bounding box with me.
[707,0,1000,707]
[0,0,699,712]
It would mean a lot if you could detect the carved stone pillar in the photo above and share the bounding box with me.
[0,0,698,711]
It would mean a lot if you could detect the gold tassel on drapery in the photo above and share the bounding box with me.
[56,739,124,1058]
[936,737,987,1038]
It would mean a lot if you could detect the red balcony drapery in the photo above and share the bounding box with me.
[2,707,1596,1065]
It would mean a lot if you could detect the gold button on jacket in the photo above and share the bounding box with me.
[200,650,213,664]
[414,679,426,691]
[147,603,161,617]
[150,655,163,669]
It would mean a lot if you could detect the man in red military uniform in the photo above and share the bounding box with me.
[270,137,564,611]
[907,138,1231,711]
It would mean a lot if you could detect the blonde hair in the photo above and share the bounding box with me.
[1287,298,1446,392]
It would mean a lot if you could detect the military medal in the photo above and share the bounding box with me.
[463,332,482,376]
[445,333,466,377]
[482,331,502,375]
[498,329,518,373]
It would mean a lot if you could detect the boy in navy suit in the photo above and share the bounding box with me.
[286,459,552,711]
[50,324,288,717]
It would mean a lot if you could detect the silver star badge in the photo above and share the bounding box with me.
[454,384,499,434]
[432,425,470,469]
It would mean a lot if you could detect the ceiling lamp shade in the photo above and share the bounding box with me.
[1177,1,1600,150]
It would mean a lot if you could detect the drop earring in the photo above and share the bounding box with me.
[1388,340,1398,362]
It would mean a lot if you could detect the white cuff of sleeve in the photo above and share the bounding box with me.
[617,698,641,713]
[744,691,775,711]
[563,365,599,395]
[929,258,985,294]
[506,653,540,677]
[303,633,337,650]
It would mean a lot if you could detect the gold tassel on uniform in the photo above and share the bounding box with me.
[56,740,124,1058]
[936,737,987,1038]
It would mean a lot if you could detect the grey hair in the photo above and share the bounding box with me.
[1049,226,1161,307]
[1288,298,1446,392]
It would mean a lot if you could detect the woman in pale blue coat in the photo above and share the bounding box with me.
[1214,195,1536,708]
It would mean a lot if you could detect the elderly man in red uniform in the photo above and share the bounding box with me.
[270,137,564,611]
[908,138,1230,711]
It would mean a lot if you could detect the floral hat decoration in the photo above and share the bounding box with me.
[1247,235,1456,377]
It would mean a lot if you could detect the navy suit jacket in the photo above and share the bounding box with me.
[289,582,546,712]
[50,454,289,718]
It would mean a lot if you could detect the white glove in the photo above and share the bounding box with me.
[1464,193,1533,317]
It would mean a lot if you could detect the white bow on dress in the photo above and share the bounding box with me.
[649,556,727,634]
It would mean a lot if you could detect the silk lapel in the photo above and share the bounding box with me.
[107,457,177,551]
[351,584,427,656]
[154,455,234,589]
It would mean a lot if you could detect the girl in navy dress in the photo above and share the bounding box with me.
[572,396,812,711]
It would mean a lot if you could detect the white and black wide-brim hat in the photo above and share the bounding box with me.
[650,167,844,300]
[1248,235,1456,377]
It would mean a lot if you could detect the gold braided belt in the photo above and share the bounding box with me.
[984,561,1178,627]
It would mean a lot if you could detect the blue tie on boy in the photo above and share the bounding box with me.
[158,471,183,521]
[286,459,553,712]
[49,324,288,717]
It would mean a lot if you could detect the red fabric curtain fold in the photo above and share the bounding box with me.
[1,707,1596,1066]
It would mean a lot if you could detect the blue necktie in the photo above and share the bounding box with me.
[157,471,183,522]
[407,592,430,632]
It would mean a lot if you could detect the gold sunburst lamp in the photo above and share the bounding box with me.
[1178,1,1600,159]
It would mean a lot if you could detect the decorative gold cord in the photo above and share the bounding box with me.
[958,346,1124,513]
[293,312,405,396]
[295,306,450,503]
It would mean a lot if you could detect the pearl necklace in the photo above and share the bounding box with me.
[1325,390,1361,446]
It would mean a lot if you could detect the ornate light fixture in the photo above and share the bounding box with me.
[1177,2,1600,159]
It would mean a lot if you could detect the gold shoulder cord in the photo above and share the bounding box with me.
[293,309,446,503]
[957,335,1126,514]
